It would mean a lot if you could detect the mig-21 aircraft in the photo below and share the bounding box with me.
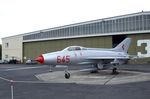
[35,38,131,79]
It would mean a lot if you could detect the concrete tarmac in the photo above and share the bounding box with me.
[0,64,150,99]
[36,70,150,85]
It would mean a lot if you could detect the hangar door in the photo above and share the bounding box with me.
[112,35,127,48]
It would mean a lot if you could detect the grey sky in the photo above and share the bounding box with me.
[0,0,150,43]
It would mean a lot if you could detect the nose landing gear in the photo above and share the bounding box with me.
[64,66,70,79]
[65,72,70,79]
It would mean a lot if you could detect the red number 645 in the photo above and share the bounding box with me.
[57,55,70,63]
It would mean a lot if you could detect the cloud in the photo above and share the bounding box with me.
[0,0,150,43]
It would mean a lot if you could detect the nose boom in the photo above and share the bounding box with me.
[35,55,44,64]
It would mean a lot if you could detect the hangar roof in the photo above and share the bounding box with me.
[21,11,150,42]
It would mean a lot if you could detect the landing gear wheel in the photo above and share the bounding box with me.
[65,73,70,79]
[112,68,119,75]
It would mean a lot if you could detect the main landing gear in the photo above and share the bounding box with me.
[112,67,119,74]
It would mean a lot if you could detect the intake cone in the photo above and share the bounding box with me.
[35,55,44,64]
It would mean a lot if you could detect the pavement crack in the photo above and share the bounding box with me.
[103,74,118,85]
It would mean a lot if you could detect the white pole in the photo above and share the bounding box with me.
[10,80,14,99]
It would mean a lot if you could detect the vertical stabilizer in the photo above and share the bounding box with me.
[113,38,132,52]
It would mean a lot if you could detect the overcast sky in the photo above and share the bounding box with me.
[0,0,150,43]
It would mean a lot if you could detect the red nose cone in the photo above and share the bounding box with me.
[35,55,44,64]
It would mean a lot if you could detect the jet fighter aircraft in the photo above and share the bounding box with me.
[35,38,131,79]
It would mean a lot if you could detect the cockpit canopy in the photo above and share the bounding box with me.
[63,46,86,51]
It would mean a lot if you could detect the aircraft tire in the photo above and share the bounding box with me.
[112,68,119,75]
[65,73,70,79]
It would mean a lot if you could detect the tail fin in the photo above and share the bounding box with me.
[113,38,132,52]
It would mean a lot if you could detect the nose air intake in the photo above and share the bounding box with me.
[35,55,44,64]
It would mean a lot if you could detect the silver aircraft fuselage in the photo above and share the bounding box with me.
[41,47,129,66]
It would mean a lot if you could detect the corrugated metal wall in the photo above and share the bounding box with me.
[23,36,112,61]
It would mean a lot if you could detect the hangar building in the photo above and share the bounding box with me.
[2,34,23,63]
[2,11,150,64]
